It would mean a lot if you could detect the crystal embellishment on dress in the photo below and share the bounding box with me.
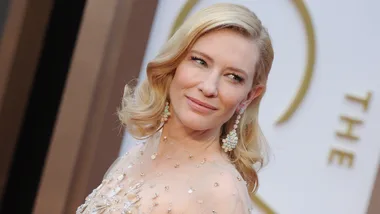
[107,185,122,197]
[77,132,254,213]
[152,192,159,199]
[76,158,145,214]
[151,153,157,160]
[200,158,206,164]
[117,174,125,181]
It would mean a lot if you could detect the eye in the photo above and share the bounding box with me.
[227,73,244,83]
[191,56,207,67]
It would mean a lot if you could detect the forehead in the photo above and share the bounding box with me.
[191,29,259,76]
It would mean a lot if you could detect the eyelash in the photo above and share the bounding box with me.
[191,56,207,67]
[190,55,244,83]
[228,74,244,83]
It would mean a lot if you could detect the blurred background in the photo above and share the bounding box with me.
[0,0,379,213]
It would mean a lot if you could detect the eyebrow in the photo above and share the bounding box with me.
[190,49,249,77]
[226,66,248,77]
[190,50,214,63]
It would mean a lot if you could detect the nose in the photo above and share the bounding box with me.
[197,71,218,97]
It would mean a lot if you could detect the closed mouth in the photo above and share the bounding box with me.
[186,96,218,110]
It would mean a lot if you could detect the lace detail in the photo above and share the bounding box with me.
[76,153,144,214]
[77,135,254,214]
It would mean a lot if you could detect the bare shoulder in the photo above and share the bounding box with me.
[193,163,252,213]
[103,143,145,179]
[203,162,248,194]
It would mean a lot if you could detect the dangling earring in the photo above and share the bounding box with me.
[161,101,171,122]
[222,107,245,152]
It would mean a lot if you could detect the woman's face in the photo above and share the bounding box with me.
[169,29,261,131]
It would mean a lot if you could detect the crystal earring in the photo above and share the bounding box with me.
[222,107,245,152]
[161,101,171,122]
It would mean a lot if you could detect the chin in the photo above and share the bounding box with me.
[177,112,215,131]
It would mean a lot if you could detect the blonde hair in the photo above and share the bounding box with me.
[118,3,274,198]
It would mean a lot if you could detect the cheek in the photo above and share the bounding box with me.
[169,63,198,103]
[171,63,198,90]
[170,61,206,99]
[218,85,248,112]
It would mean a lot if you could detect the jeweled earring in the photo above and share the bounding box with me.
[161,101,171,122]
[222,107,245,152]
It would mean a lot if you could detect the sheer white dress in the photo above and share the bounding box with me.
[76,131,254,214]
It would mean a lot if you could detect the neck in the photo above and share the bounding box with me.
[159,114,222,154]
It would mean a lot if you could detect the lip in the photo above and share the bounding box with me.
[186,96,218,112]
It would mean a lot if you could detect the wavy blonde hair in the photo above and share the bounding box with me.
[118,3,274,198]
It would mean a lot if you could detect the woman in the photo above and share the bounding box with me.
[77,3,274,214]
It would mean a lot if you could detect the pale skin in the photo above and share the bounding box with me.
[160,29,263,156]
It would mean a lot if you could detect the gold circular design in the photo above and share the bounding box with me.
[169,0,316,126]
[275,0,316,125]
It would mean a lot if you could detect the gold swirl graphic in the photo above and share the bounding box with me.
[169,0,200,37]
[169,0,316,126]
[275,0,316,125]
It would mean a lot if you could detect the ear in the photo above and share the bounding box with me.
[237,85,264,112]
